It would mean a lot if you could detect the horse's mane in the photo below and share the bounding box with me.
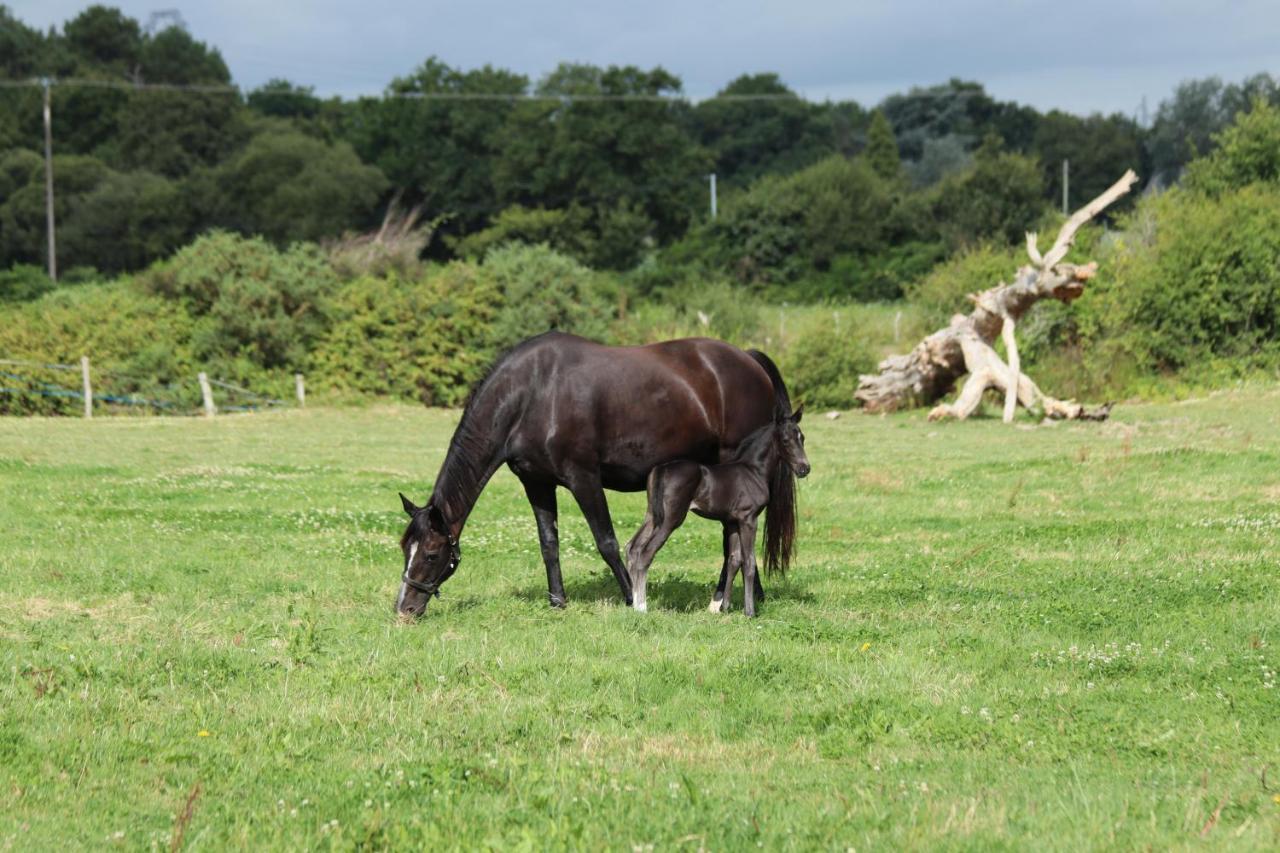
[429,333,555,519]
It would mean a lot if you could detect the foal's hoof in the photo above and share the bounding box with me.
[548,595,567,609]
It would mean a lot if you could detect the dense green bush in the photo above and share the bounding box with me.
[904,243,1023,328]
[794,241,945,302]
[141,231,339,369]
[482,243,617,350]
[0,264,55,302]
[927,137,1047,249]
[0,281,200,414]
[212,123,389,243]
[1080,185,1280,371]
[451,205,594,264]
[618,278,762,345]
[314,265,501,405]
[709,155,894,287]
[1184,98,1280,196]
[781,323,876,410]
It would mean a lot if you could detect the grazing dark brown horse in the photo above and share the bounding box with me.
[626,406,808,617]
[396,331,795,617]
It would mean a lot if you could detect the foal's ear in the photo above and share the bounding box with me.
[399,492,419,516]
[792,404,804,423]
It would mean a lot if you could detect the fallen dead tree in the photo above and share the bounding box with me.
[855,170,1139,422]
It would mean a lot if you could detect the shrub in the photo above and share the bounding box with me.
[927,137,1047,249]
[141,231,339,369]
[1079,185,1280,371]
[0,264,55,302]
[782,323,876,410]
[1184,98,1280,196]
[314,265,501,406]
[795,241,946,302]
[482,243,617,349]
[0,281,200,415]
[711,155,893,287]
[212,123,389,244]
[904,243,1023,328]
[451,205,593,264]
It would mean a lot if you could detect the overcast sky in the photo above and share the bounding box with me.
[13,1,1280,116]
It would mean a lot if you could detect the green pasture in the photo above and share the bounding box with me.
[2,390,1279,849]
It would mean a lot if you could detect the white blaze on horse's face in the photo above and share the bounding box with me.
[396,542,419,612]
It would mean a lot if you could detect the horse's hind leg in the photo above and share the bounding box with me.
[520,477,566,608]
[739,518,760,618]
[626,514,654,611]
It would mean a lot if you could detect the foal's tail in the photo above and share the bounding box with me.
[748,348,797,576]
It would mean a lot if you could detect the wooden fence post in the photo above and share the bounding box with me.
[80,355,91,419]
[198,372,215,418]
[295,373,305,408]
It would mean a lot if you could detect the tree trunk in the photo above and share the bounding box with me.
[855,170,1138,418]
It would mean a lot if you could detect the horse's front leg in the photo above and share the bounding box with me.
[566,471,633,606]
[520,477,566,608]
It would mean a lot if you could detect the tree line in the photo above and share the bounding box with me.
[2,4,1278,297]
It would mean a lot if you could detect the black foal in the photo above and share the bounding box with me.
[625,406,809,617]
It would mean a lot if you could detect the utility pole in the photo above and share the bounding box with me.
[1062,159,1069,216]
[42,78,57,282]
[709,173,717,220]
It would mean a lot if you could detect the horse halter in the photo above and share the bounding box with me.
[401,541,460,598]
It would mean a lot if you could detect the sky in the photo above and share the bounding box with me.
[13,1,1280,116]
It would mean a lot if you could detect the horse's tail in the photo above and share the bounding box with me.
[763,450,796,576]
[747,349,792,416]
[747,349,797,576]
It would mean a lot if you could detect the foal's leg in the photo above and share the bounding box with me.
[566,471,633,606]
[740,517,760,618]
[711,528,732,612]
[710,524,742,613]
[520,477,565,608]
[713,526,766,608]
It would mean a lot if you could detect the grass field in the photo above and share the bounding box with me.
[2,390,1279,850]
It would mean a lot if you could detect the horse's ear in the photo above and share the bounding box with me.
[399,492,418,516]
[793,404,804,423]
[426,502,448,534]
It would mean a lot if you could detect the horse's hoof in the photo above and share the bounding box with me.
[634,601,647,613]
[548,595,567,609]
